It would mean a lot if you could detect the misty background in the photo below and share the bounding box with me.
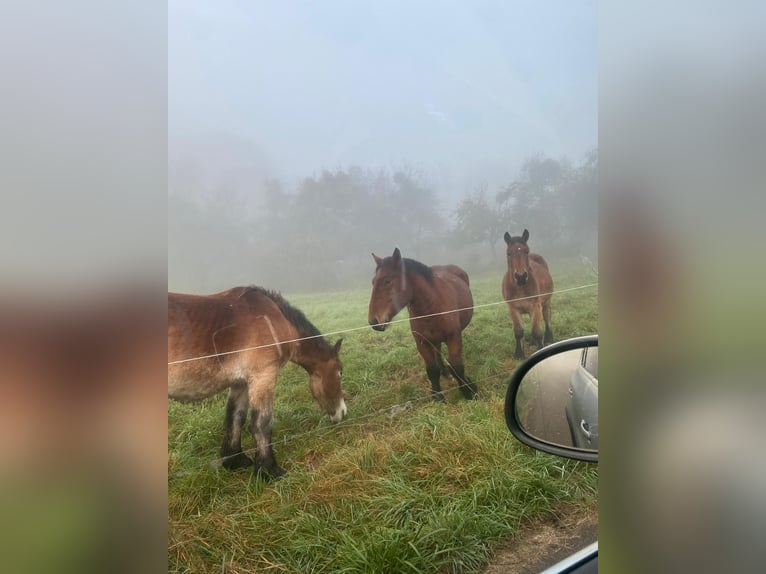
[169,1,597,294]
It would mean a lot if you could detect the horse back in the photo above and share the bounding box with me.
[529,254,553,297]
[168,289,294,400]
[432,265,473,329]
[434,264,470,287]
[168,291,239,359]
[168,289,295,361]
[530,253,549,271]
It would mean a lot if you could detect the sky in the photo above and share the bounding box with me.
[169,0,597,199]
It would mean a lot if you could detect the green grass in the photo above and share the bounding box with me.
[168,263,598,573]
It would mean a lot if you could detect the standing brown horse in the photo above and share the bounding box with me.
[502,229,554,359]
[368,248,478,401]
[168,286,346,479]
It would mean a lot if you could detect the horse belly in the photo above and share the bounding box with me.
[457,292,473,330]
[167,365,233,402]
[504,286,537,315]
[437,271,473,330]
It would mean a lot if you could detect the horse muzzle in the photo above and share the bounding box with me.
[514,272,529,286]
[369,318,387,332]
[330,397,347,423]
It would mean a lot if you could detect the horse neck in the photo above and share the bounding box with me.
[292,336,326,374]
[406,272,437,315]
[522,268,539,289]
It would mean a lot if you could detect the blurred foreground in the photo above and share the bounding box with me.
[0,286,167,574]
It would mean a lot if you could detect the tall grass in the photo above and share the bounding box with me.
[169,263,598,573]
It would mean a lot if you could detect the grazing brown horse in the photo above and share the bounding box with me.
[168,286,346,479]
[368,248,478,401]
[502,229,554,359]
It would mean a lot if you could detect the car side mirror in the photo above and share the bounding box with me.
[504,335,598,462]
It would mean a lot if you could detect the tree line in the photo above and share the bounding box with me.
[169,150,597,293]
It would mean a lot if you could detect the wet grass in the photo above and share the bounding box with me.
[168,262,598,573]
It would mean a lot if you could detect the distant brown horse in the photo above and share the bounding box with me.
[168,286,346,479]
[502,229,554,359]
[367,248,478,401]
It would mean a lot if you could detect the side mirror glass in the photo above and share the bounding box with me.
[504,335,598,462]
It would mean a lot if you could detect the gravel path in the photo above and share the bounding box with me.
[483,504,598,574]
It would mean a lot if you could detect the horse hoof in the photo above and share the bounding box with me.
[254,464,286,481]
[432,392,445,403]
[514,353,525,360]
[221,453,253,470]
[253,464,285,482]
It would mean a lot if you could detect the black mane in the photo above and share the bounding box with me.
[242,286,333,352]
[379,257,434,283]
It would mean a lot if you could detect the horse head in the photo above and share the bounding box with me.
[308,338,346,423]
[368,247,411,331]
[504,229,531,286]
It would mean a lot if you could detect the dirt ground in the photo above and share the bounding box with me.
[483,503,598,574]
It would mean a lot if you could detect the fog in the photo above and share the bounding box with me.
[169,1,597,293]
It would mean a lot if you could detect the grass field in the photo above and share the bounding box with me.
[168,261,598,573]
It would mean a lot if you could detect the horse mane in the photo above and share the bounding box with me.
[241,286,333,352]
[378,257,434,283]
[403,258,434,283]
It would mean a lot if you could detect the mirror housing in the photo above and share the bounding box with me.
[504,335,598,463]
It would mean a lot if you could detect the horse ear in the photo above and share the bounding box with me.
[504,232,511,244]
[372,253,382,266]
[522,229,529,242]
[392,247,401,262]
[334,338,343,355]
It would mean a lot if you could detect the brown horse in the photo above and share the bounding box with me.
[168,286,346,479]
[367,248,477,401]
[502,229,554,359]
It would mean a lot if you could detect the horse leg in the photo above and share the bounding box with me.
[436,352,450,377]
[542,298,554,345]
[248,407,284,480]
[247,366,285,480]
[531,303,544,349]
[510,306,525,359]
[416,337,444,402]
[220,383,253,470]
[446,337,478,400]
